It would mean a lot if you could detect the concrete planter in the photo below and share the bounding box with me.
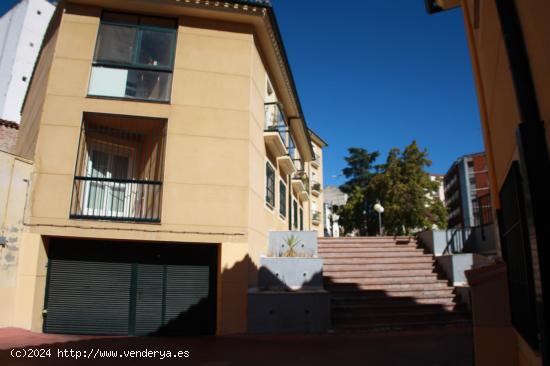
[418,230,448,256]
[258,256,324,290]
[268,231,318,257]
[436,253,492,286]
[248,289,331,333]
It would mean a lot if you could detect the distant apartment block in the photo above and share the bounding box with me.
[444,152,490,228]
[429,173,445,203]
[0,0,55,123]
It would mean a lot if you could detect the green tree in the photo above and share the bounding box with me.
[369,141,447,235]
[338,141,447,236]
[337,148,380,236]
[340,148,380,194]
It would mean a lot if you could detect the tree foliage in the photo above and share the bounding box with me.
[337,141,447,236]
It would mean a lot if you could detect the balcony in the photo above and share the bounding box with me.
[311,155,320,169]
[311,182,321,197]
[70,113,166,222]
[264,102,288,158]
[312,210,321,226]
[277,155,296,175]
[292,171,309,201]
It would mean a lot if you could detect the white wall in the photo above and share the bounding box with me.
[0,0,54,123]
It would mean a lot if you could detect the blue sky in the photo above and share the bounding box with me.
[1,1,483,186]
[272,1,483,185]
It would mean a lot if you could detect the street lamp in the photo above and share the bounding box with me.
[374,202,384,236]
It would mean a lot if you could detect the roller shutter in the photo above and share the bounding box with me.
[44,239,217,336]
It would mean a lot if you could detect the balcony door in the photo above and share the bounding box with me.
[83,141,135,218]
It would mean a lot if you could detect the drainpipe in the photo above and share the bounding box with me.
[495,0,550,363]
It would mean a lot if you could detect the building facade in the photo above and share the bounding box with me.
[427,1,550,365]
[0,0,55,123]
[444,152,490,228]
[323,185,348,237]
[429,173,445,203]
[1,0,325,336]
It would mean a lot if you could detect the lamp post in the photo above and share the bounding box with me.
[374,202,384,236]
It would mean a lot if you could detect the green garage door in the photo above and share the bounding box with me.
[44,239,217,336]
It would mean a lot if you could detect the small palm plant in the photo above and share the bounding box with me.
[283,234,301,257]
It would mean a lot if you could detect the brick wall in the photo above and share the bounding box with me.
[0,121,19,153]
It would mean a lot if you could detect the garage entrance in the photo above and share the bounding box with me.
[43,238,218,336]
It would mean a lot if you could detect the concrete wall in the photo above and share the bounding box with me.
[0,150,33,327]
[9,1,323,335]
[0,0,55,123]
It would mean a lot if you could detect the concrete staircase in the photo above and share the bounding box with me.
[319,236,471,332]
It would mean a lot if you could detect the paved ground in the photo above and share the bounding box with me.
[0,327,473,366]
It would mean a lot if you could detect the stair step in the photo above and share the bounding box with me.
[332,296,458,306]
[320,252,431,259]
[326,282,451,291]
[325,276,446,285]
[319,236,414,241]
[330,289,456,299]
[333,302,463,313]
[324,269,437,278]
[334,309,469,321]
[333,318,471,332]
[324,257,434,264]
[319,247,424,253]
[324,263,435,271]
[319,241,417,246]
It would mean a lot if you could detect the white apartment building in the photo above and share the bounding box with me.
[0,0,54,123]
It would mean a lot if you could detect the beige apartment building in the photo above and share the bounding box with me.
[0,0,326,336]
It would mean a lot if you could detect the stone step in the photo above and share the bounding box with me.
[325,282,451,291]
[319,246,424,253]
[319,241,418,247]
[332,295,458,306]
[320,251,430,258]
[330,288,457,299]
[333,302,462,313]
[324,262,435,271]
[323,256,434,265]
[324,268,437,278]
[319,236,415,241]
[334,309,469,322]
[333,317,471,332]
[325,275,446,285]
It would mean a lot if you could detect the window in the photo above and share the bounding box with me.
[279,180,287,218]
[70,113,167,222]
[292,199,298,229]
[299,207,303,231]
[88,12,177,102]
[265,162,275,208]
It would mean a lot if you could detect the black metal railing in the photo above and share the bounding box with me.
[264,102,288,146]
[71,177,162,222]
[70,114,166,222]
[444,227,472,254]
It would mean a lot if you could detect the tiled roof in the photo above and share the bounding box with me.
[0,119,19,129]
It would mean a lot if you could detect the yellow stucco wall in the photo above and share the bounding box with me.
[0,152,34,328]
[10,1,324,334]
[461,1,547,363]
